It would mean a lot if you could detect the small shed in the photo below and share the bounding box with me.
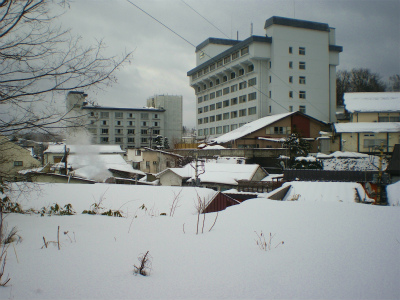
[203,192,240,213]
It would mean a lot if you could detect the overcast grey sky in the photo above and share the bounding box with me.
[58,0,400,128]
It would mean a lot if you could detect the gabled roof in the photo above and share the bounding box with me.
[211,112,294,144]
[157,163,264,186]
[142,147,183,158]
[334,122,400,133]
[344,92,400,113]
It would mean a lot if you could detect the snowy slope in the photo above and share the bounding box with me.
[0,183,399,299]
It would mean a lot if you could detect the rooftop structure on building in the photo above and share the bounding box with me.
[187,16,342,140]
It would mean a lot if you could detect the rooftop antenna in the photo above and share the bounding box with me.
[237,31,239,40]
[250,22,253,36]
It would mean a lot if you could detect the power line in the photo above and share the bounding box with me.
[180,0,230,39]
[125,0,197,49]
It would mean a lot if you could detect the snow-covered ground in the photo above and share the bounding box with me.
[0,182,399,299]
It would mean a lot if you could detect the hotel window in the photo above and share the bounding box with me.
[289,106,293,112]
[289,91,293,98]
[128,129,135,134]
[210,127,215,135]
[197,97,202,103]
[223,100,230,107]
[299,105,306,113]
[289,61,293,69]
[289,46,293,54]
[153,129,160,135]
[101,120,107,125]
[116,121,122,126]
[239,68,245,76]
[239,81,247,90]
[248,92,257,101]
[216,90,222,97]
[197,87,200,93]
[128,113,134,118]
[128,121,135,126]
[204,128,209,135]
[100,112,109,118]
[299,62,306,70]
[269,106,272,113]
[101,128,108,134]
[239,109,247,117]
[248,77,257,86]
[216,114,222,121]
[204,106,209,112]
[128,138,135,143]
[197,70,203,77]
[231,84,238,92]
[141,113,149,119]
[299,91,306,99]
[141,138,148,143]
[198,107,203,114]
[198,118,202,124]
[115,112,123,118]
[241,46,249,55]
[299,76,306,84]
[231,111,238,118]
[203,66,209,74]
[210,116,215,122]
[216,78,220,85]
[216,126,222,134]
[210,104,215,111]
[289,76,293,83]
[217,60,223,68]
[230,72,236,80]
[239,95,247,103]
[231,124,238,130]
[204,94,209,101]
[210,92,215,99]
[269,76,272,83]
[115,137,122,143]
[115,129,123,134]
[209,81,213,88]
[101,137,109,143]
[210,63,215,71]
[141,121,147,126]
[204,117,209,124]
[223,112,230,120]
[203,84,206,90]
[141,129,148,135]
[153,121,159,126]
[231,97,238,105]
[269,91,272,98]
[248,107,257,115]
[247,64,254,72]
[224,56,231,64]
[299,47,306,55]
[223,76,228,82]
[223,125,229,133]
[216,102,222,109]
[198,129,203,136]
[232,51,239,60]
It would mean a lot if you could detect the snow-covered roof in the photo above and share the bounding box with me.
[344,92,400,113]
[157,162,263,185]
[44,144,125,154]
[211,113,294,144]
[334,122,400,133]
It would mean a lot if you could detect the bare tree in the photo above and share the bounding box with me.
[0,0,132,136]
[336,68,386,105]
[388,74,400,92]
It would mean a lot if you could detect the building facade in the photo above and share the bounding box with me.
[147,95,183,145]
[67,92,182,150]
[187,16,342,140]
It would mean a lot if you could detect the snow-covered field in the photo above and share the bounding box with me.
[0,182,399,299]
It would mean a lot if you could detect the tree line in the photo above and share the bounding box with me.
[336,69,399,105]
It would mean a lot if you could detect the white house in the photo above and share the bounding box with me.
[187,16,342,140]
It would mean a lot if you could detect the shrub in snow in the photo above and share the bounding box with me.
[133,251,152,276]
[254,231,284,251]
[40,203,76,216]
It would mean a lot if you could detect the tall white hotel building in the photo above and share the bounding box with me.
[187,16,342,139]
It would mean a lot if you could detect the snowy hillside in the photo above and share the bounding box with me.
[0,183,399,299]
